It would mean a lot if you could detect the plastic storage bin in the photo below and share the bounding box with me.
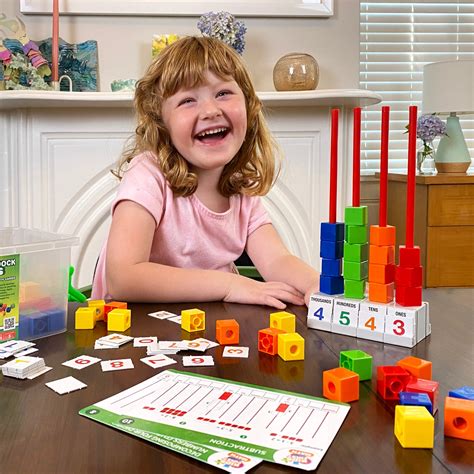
[0,228,79,342]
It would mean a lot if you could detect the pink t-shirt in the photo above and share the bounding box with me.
[91,152,272,299]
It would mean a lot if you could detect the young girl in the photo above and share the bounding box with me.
[92,36,319,309]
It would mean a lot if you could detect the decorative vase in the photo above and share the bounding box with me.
[417,141,436,175]
[434,115,472,173]
[273,53,319,92]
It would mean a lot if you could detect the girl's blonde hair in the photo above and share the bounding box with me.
[117,36,279,197]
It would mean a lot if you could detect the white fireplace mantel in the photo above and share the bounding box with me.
[0,89,381,289]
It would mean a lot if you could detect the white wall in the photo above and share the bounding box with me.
[4,1,360,91]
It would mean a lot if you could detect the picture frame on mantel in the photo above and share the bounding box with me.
[20,0,334,18]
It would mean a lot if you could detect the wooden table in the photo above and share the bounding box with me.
[1,289,473,474]
[384,173,474,288]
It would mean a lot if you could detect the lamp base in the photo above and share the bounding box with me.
[435,161,470,174]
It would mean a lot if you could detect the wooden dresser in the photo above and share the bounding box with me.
[386,173,474,288]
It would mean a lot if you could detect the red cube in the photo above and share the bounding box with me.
[377,366,412,400]
[398,246,421,267]
[395,284,422,307]
[395,265,423,287]
[406,378,440,414]
[258,327,284,355]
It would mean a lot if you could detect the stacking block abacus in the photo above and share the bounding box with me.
[449,386,474,401]
[270,311,295,333]
[277,332,305,361]
[339,350,372,381]
[88,299,105,322]
[258,327,285,355]
[368,225,396,304]
[399,392,433,414]
[181,308,205,332]
[216,319,239,345]
[444,397,474,441]
[377,366,411,400]
[406,378,439,414]
[397,356,432,380]
[394,405,434,448]
[323,367,359,402]
[307,293,430,347]
[107,308,131,332]
[319,222,344,295]
[75,307,96,330]
[343,207,368,300]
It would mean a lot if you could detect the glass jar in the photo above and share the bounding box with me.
[273,53,319,91]
[417,140,436,175]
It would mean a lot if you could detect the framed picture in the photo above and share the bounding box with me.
[20,0,334,18]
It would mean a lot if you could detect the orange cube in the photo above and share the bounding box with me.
[370,225,396,246]
[104,301,127,322]
[444,396,474,441]
[368,281,394,303]
[397,356,432,380]
[323,367,359,402]
[369,263,395,284]
[216,319,239,345]
[369,244,395,265]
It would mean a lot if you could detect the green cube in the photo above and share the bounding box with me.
[344,206,368,226]
[344,278,366,299]
[346,225,368,244]
[340,350,373,381]
[344,242,369,263]
[343,260,368,280]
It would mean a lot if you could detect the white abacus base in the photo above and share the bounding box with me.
[307,293,430,348]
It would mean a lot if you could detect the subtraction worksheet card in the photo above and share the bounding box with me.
[80,370,350,471]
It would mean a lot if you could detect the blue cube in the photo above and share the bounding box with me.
[30,312,50,337]
[45,309,67,332]
[322,258,342,277]
[399,392,433,414]
[320,240,343,259]
[448,386,474,401]
[320,275,344,295]
[321,222,345,242]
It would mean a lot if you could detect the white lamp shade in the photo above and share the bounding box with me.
[422,59,474,115]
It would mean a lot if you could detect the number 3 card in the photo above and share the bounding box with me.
[222,346,249,358]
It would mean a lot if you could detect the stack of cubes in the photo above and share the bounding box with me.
[368,225,396,303]
[319,222,345,295]
[343,206,369,299]
[395,245,423,306]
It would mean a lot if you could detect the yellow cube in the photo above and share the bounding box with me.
[107,308,131,332]
[88,299,105,321]
[277,332,305,361]
[20,281,42,301]
[75,307,96,330]
[181,308,205,332]
[270,311,296,333]
[394,405,434,448]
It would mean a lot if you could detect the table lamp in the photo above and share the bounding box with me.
[422,59,474,173]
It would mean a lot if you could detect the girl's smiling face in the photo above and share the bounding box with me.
[161,71,247,174]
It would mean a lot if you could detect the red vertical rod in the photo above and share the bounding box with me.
[379,106,390,227]
[406,105,418,248]
[329,108,339,223]
[352,107,361,207]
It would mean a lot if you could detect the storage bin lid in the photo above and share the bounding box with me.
[0,227,79,254]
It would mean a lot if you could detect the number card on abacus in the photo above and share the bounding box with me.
[307,294,334,332]
[384,303,427,348]
[331,299,359,337]
[356,301,386,342]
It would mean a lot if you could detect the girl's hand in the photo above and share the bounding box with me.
[304,284,319,306]
[223,276,305,309]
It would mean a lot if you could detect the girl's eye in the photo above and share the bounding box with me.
[217,90,232,98]
[178,98,195,106]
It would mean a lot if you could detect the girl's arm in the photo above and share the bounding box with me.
[106,201,304,308]
[246,223,320,305]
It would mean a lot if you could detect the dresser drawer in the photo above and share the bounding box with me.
[426,226,474,287]
[428,184,474,226]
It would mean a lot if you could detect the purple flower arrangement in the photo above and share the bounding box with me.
[416,114,447,158]
[197,11,247,55]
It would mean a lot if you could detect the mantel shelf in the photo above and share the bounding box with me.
[0,89,382,110]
